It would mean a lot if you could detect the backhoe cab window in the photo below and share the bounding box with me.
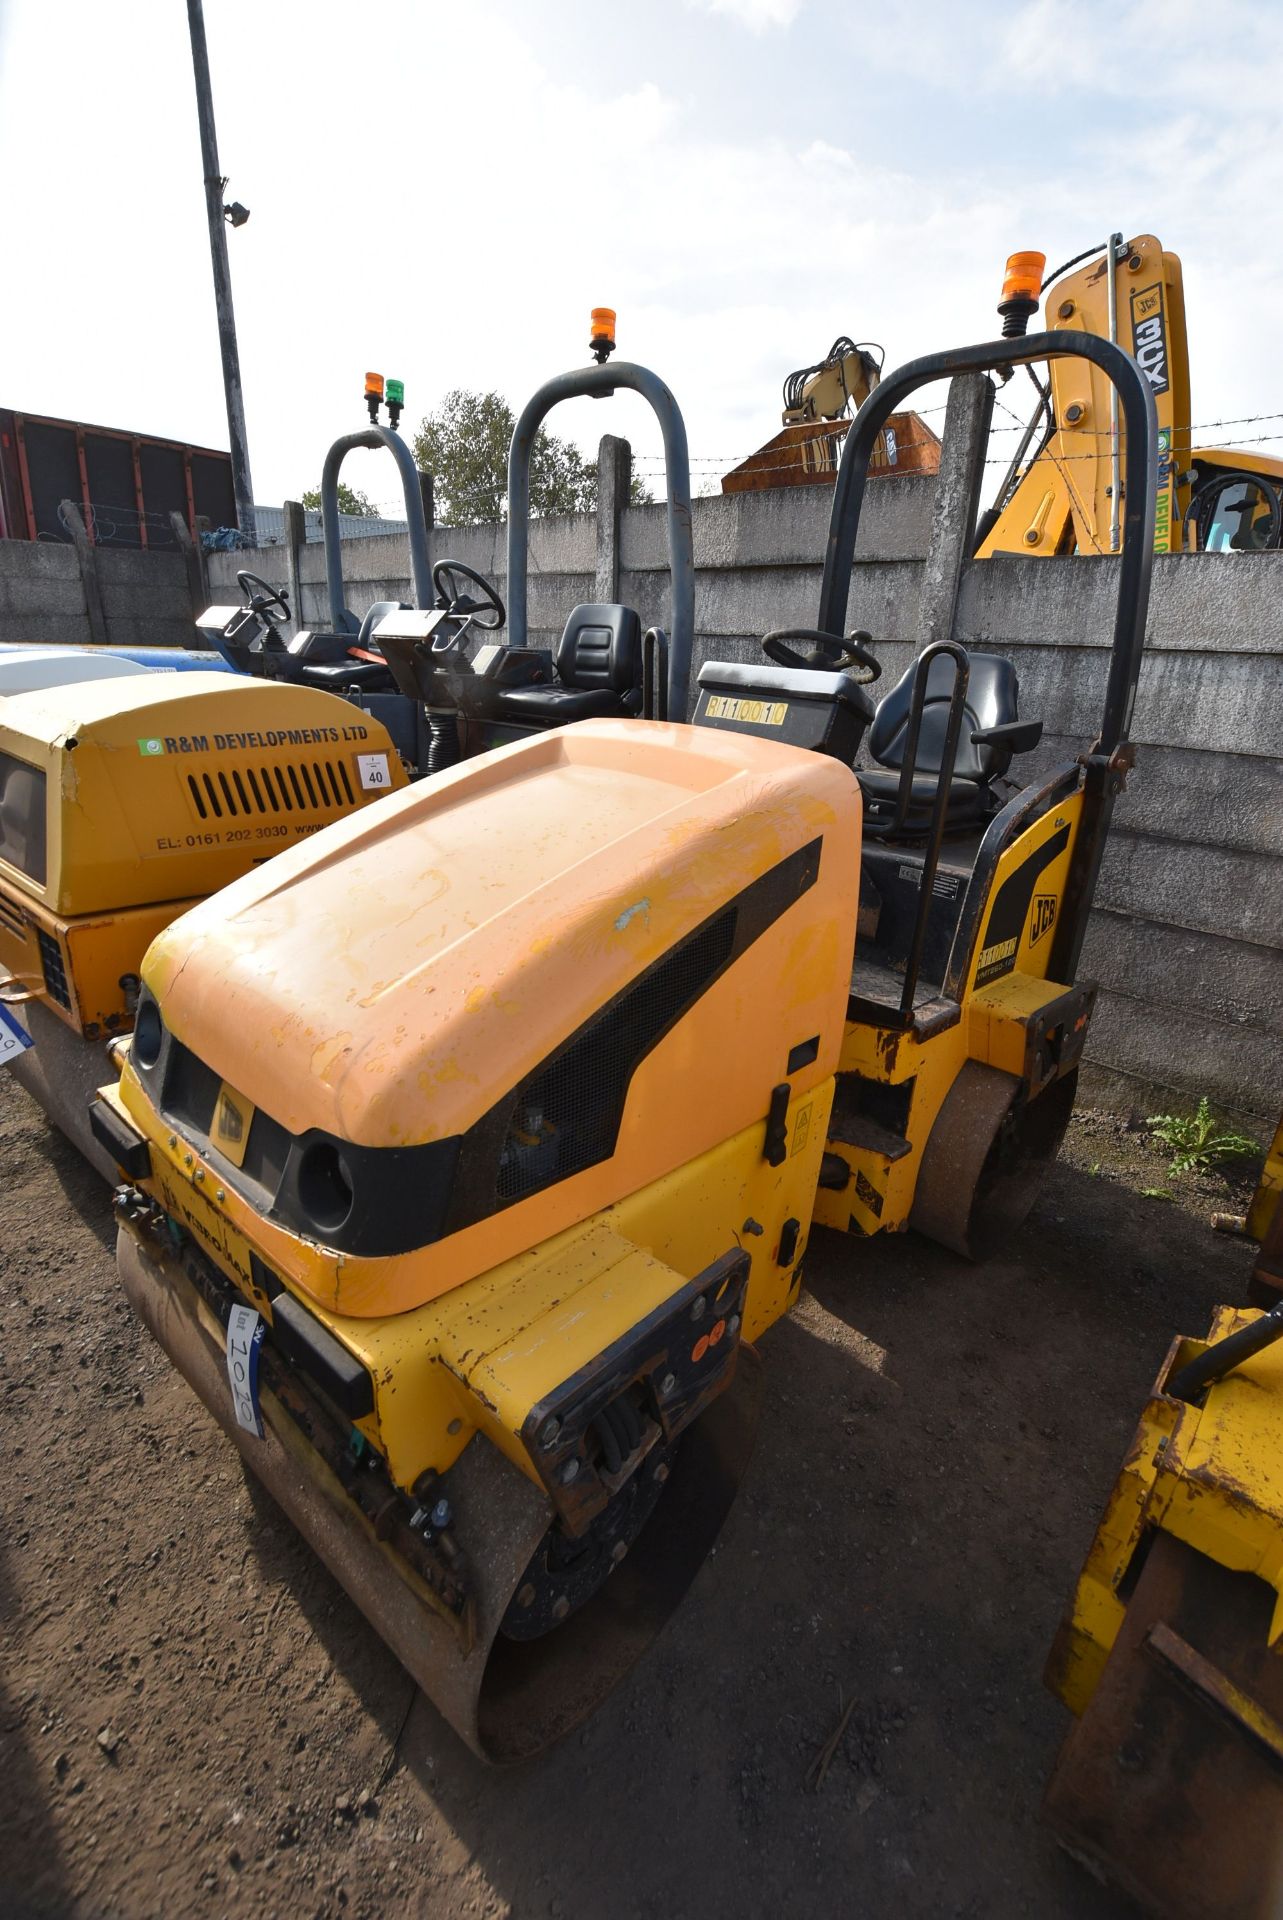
[1201,477,1278,553]
[0,750,48,884]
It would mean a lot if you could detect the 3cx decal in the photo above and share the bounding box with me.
[1130,284,1169,396]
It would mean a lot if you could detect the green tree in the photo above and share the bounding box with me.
[412,388,649,527]
[300,481,377,517]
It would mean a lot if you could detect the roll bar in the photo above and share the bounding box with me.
[321,426,433,631]
[818,330,1158,755]
[505,362,695,722]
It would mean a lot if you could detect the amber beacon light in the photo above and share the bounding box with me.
[590,307,617,363]
[364,370,385,423]
[998,252,1046,338]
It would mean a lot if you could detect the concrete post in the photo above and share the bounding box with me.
[594,434,632,604]
[916,372,993,654]
[283,500,306,634]
[168,510,209,623]
[59,500,109,647]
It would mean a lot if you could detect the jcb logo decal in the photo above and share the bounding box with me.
[1029,894,1057,948]
[1131,284,1169,395]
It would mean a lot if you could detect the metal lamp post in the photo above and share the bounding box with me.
[186,0,256,544]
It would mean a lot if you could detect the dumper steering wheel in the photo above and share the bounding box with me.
[432,560,506,632]
[236,570,291,628]
[762,627,882,682]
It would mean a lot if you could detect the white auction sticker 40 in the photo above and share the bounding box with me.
[357,752,391,791]
[0,1002,34,1068]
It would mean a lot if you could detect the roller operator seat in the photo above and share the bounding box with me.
[494,604,644,724]
[859,649,1042,833]
[293,600,404,693]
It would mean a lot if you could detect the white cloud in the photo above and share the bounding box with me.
[687,0,803,32]
[2,0,1283,515]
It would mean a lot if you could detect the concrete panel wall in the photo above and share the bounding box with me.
[204,471,1281,1124]
[0,541,90,646]
[0,538,197,650]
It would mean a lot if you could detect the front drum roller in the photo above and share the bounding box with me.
[116,1226,761,1764]
[910,1062,1078,1261]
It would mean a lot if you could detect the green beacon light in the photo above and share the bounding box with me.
[386,378,405,431]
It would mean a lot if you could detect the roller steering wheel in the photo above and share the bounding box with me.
[762,627,882,682]
[432,560,506,632]
[236,570,291,628]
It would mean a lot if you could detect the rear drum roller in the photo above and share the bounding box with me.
[115,1223,761,1764]
[911,1063,1078,1260]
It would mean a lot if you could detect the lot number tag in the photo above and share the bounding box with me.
[225,1304,265,1438]
[0,1003,34,1069]
[357,752,391,792]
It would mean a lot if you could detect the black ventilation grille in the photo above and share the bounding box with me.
[185,759,356,823]
[37,928,71,1009]
[0,893,29,937]
[496,910,737,1206]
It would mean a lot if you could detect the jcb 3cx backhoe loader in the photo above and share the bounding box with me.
[1043,1124,1283,1917]
[94,324,1156,1760]
[976,233,1283,558]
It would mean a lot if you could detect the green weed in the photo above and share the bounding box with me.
[1146,1097,1259,1179]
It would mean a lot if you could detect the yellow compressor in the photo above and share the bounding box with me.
[0,672,405,1174]
[94,322,1157,1759]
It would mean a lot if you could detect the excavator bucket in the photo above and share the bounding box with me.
[1044,1532,1283,1918]
[1045,1301,1283,1914]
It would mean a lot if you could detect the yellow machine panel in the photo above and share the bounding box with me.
[0,672,406,1034]
[111,717,861,1320]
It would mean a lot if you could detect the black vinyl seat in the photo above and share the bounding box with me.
[292,601,403,693]
[859,650,1040,834]
[495,605,643,723]
[299,657,397,692]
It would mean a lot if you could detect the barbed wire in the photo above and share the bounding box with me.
[629,428,1283,480]
[628,405,1283,475]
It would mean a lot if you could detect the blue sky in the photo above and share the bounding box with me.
[1,0,1280,511]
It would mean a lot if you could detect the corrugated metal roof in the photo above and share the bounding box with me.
[252,504,410,546]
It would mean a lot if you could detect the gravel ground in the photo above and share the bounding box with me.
[0,1073,1263,1919]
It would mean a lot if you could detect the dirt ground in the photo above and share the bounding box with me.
[0,1072,1264,1920]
